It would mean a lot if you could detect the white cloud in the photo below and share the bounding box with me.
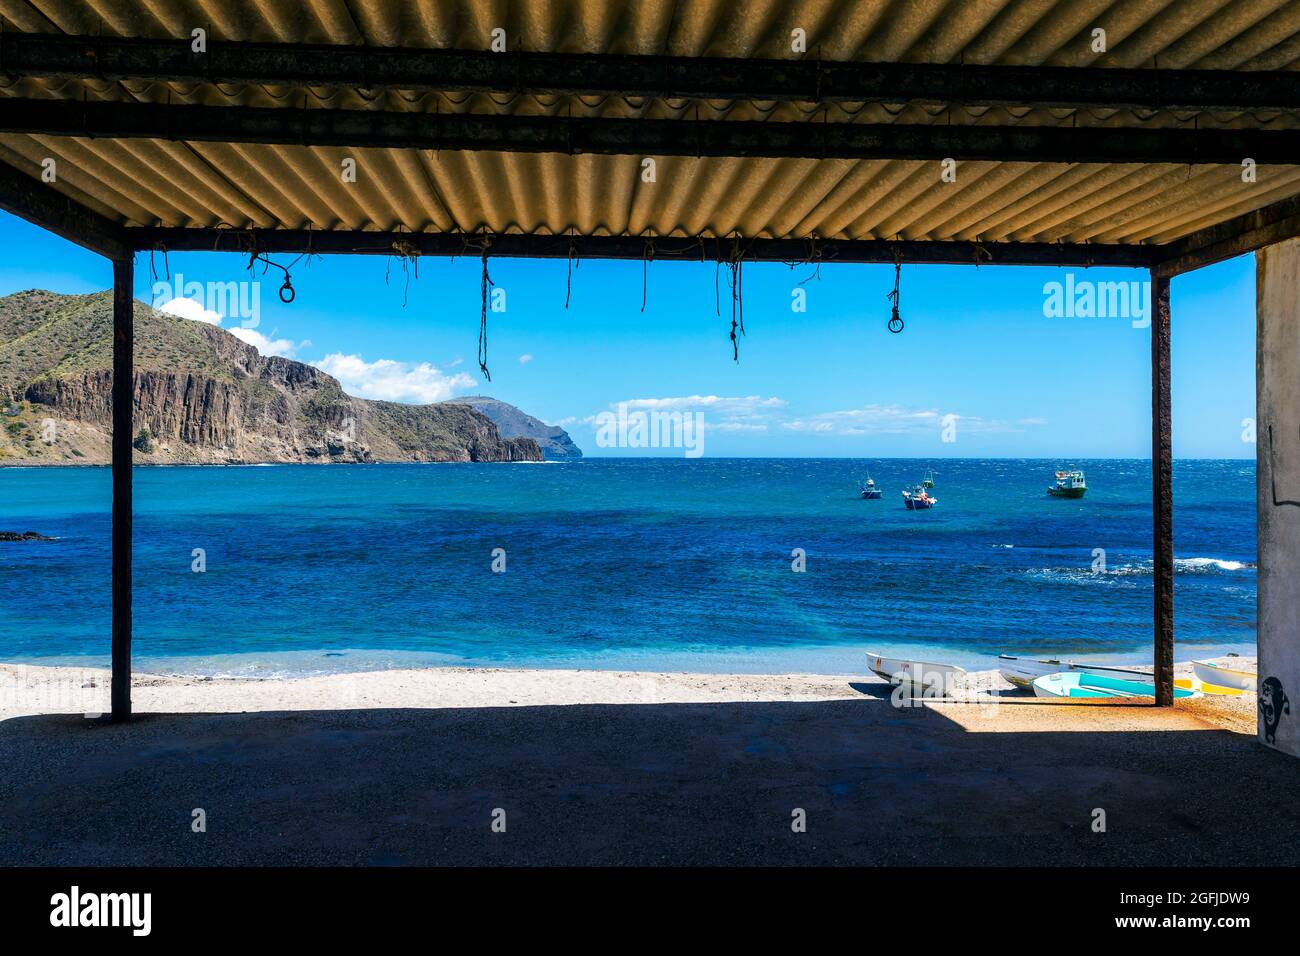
[228,326,301,359]
[313,353,477,404]
[157,297,220,325]
[781,404,1049,437]
[620,395,786,415]
[573,395,787,434]
[782,404,942,435]
[157,295,304,359]
[519,354,534,364]
[563,396,1044,441]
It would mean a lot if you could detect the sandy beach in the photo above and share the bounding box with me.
[2,657,1286,866]
[0,656,1261,730]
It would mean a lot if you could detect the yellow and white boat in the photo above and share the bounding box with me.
[1192,660,1256,693]
[1175,677,1246,697]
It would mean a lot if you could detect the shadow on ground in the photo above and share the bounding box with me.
[2,697,1296,865]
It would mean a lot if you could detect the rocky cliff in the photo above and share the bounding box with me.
[0,289,543,465]
[447,395,583,461]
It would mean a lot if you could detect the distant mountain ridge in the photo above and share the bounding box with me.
[0,289,573,466]
[446,395,582,461]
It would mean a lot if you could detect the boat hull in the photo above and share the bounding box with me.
[1192,660,1257,692]
[1177,677,1245,697]
[1032,672,1198,699]
[997,654,1151,689]
[867,653,966,696]
[1047,487,1086,499]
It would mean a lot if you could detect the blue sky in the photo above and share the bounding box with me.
[0,210,1255,458]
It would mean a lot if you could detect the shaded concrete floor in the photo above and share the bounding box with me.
[2,694,1297,866]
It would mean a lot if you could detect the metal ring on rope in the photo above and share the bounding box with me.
[887,255,904,333]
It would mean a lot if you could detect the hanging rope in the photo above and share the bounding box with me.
[148,244,171,284]
[478,242,493,381]
[783,235,823,285]
[565,234,578,309]
[247,250,304,304]
[387,239,421,307]
[887,251,904,334]
[727,235,745,361]
[640,236,655,312]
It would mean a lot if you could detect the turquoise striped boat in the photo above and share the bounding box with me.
[1032,672,1200,699]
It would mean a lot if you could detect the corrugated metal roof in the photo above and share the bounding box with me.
[2,0,1299,245]
[7,0,1300,67]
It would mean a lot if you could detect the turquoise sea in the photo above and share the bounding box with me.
[0,458,1255,676]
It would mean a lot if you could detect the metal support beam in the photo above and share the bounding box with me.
[1150,271,1175,706]
[128,226,1156,268]
[4,32,1300,113]
[0,158,130,259]
[111,256,133,723]
[1153,194,1300,278]
[2,97,1297,165]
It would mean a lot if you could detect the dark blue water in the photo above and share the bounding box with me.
[0,459,1255,675]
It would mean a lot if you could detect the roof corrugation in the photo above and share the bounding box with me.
[2,0,1299,246]
[7,0,1300,68]
[2,133,1292,244]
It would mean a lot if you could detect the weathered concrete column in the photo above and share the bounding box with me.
[111,257,133,722]
[1257,238,1300,755]
[1151,272,1174,706]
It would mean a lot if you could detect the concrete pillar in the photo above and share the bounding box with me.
[111,257,133,722]
[1151,272,1174,705]
[1257,239,1300,754]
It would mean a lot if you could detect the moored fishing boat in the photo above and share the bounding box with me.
[1047,469,1087,498]
[859,473,883,499]
[867,652,966,696]
[902,485,936,510]
[922,467,936,488]
[1032,672,1199,699]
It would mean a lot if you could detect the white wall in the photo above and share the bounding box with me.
[1257,239,1300,755]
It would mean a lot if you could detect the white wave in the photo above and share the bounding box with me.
[1175,557,1253,572]
[1026,556,1254,583]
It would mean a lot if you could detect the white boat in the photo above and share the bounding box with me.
[1192,659,1257,692]
[997,654,1069,689]
[902,485,937,510]
[1033,672,1199,700]
[1047,469,1087,499]
[996,654,1151,689]
[867,652,966,696]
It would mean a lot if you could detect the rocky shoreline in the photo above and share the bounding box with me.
[1,290,575,466]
